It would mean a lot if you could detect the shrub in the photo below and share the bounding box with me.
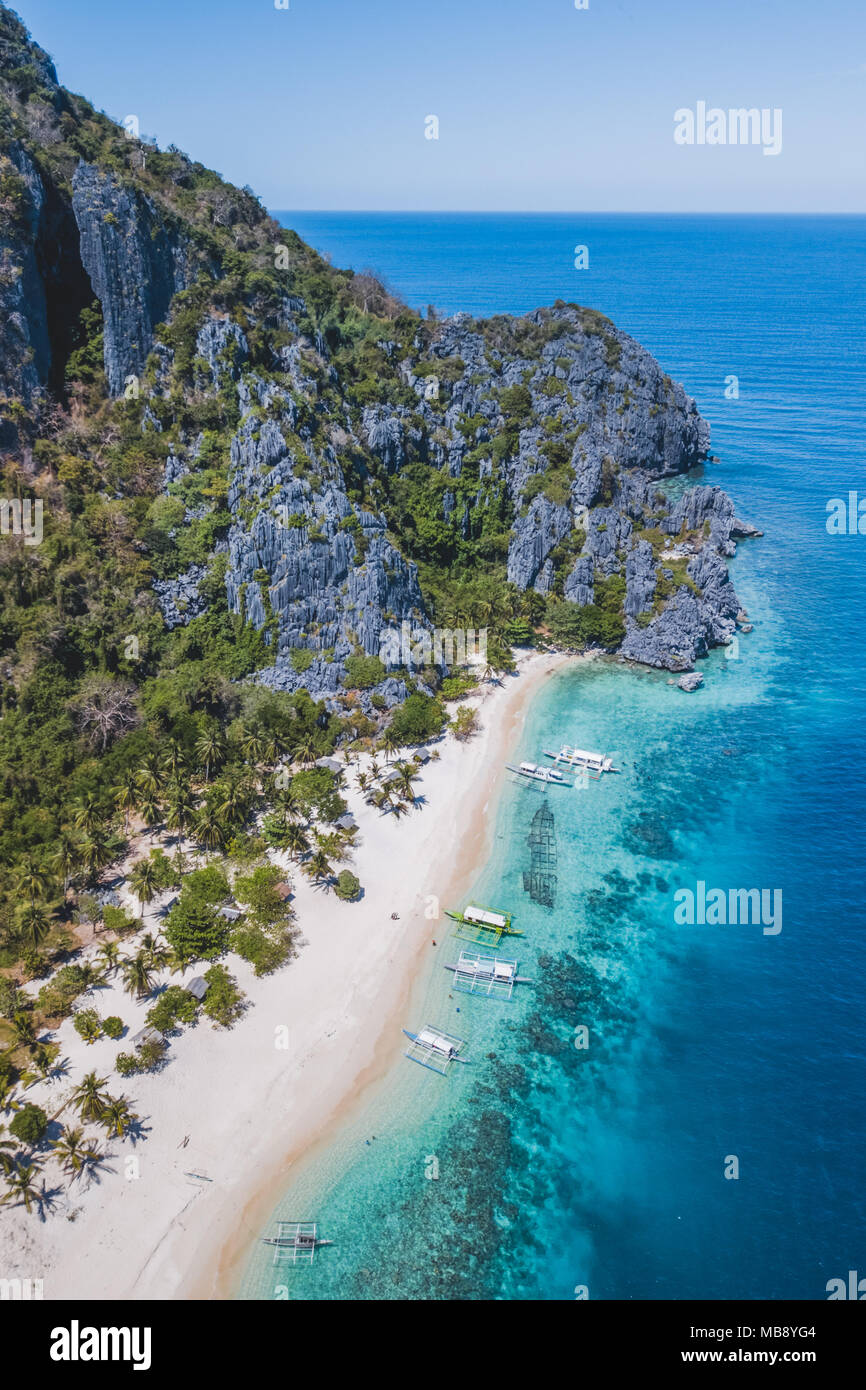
[102,1015,124,1040]
[10,1104,48,1146]
[289,648,315,674]
[201,965,245,1029]
[115,1051,140,1077]
[146,986,198,1033]
[73,1008,102,1044]
[334,871,361,902]
[231,924,293,976]
[388,693,445,744]
[343,653,386,690]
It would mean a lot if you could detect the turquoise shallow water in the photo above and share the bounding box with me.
[236,214,866,1300]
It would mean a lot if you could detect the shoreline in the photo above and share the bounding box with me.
[0,650,570,1301]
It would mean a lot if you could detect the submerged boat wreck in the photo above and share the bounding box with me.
[523,802,558,909]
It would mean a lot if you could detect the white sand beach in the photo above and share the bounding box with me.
[0,652,568,1300]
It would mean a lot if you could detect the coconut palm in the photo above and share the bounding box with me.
[79,832,115,881]
[240,728,268,768]
[112,773,140,832]
[195,728,226,781]
[1,1159,45,1215]
[315,831,347,863]
[71,1071,111,1122]
[96,941,120,975]
[293,736,318,767]
[51,832,81,897]
[139,933,169,971]
[305,850,333,885]
[380,730,402,763]
[284,824,311,862]
[9,1009,36,1050]
[121,952,154,1000]
[216,777,254,828]
[128,857,159,913]
[136,793,163,831]
[160,740,188,779]
[15,856,50,908]
[393,762,420,802]
[52,1125,90,1180]
[164,784,196,836]
[0,1127,17,1177]
[71,796,102,835]
[355,770,369,793]
[194,806,227,852]
[101,1096,138,1139]
[273,787,303,821]
[18,902,53,952]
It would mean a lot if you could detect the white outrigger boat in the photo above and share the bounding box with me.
[403,1024,470,1075]
[542,746,619,776]
[444,950,532,1001]
[262,1222,333,1264]
[505,761,573,786]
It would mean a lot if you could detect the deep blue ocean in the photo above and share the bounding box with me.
[239,214,866,1300]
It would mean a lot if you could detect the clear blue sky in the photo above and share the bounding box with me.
[11,0,866,210]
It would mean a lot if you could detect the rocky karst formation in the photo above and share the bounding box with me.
[0,0,761,698]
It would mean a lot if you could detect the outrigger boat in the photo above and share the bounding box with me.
[262,1222,333,1264]
[403,1024,470,1075]
[542,746,619,776]
[444,950,532,1000]
[446,902,522,948]
[506,760,574,786]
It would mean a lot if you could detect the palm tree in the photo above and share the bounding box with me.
[0,1127,17,1177]
[139,933,169,971]
[79,832,114,881]
[15,856,50,908]
[315,831,347,863]
[240,728,267,768]
[52,1125,90,1180]
[128,857,159,913]
[284,824,311,862]
[380,730,402,763]
[10,1009,36,1049]
[96,941,120,975]
[1,1159,45,1215]
[161,740,188,779]
[51,832,81,897]
[355,770,369,794]
[71,1071,111,1122]
[393,762,420,802]
[71,796,101,835]
[293,736,318,767]
[216,777,253,828]
[113,773,139,832]
[195,728,226,781]
[305,850,333,885]
[17,902,53,952]
[273,787,303,822]
[101,1096,138,1139]
[136,793,163,831]
[164,784,196,837]
[194,806,227,852]
[122,952,154,1000]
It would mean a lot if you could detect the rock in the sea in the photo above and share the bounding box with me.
[677,672,704,692]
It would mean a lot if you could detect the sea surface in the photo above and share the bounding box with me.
[237,214,866,1300]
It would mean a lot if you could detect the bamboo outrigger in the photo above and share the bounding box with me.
[262,1222,333,1264]
[444,950,532,1000]
[403,1024,469,1075]
[445,902,522,948]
